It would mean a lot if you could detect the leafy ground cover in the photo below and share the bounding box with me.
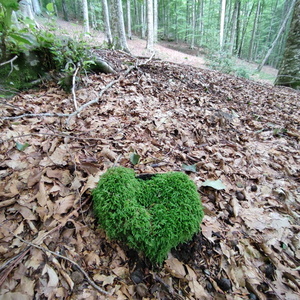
[0,48,299,299]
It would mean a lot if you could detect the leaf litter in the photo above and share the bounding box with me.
[0,50,299,299]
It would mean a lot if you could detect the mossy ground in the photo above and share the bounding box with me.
[92,167,204,264]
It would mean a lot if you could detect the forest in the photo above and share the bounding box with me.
[0,0,300,299]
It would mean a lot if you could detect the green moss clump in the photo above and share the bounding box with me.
[92,167,204,264]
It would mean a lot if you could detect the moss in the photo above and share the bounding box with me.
[92,167,204,264]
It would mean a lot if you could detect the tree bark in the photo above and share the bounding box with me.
[111,0,130,52]
[153,0,158,43]
[275,0,300,89]
[102,0,113,45]
[146,0,154,51]
[82,0,90,34]
[257,0,296,72]
[220,0,226,50]
[190,0,196,49]
[127,0,132,39]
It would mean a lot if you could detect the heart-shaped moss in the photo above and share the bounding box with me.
[92,167,204,264]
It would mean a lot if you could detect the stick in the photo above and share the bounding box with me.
[0,246,31,286]
[0,55,18,67]
[10,232,110,296]
[0,54,155,122]
[72,65,80,110]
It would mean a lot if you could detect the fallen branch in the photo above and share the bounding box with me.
[0,246,31,286]
[0,54,155,122]
[72,65,80,110]
[10,232,111,296]
[66,52,155,125]
[0,55,18,77]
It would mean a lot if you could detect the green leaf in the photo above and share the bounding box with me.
[201,179,226,190]
[130,152,140,165]
[46,3,54,12]
[182,164,197,173]
[16,142,30,151]
[9,33,37,46]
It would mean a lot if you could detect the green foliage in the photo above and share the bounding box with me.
[207,50,250,79]
[92,167,204,264]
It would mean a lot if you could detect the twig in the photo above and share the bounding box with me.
[0,55,18,67]
[0,54,155,122]
[0,198,17,208]
[0,132,108,144]
[10,232,110,296]
[0,55,18,77]
[0,246,31,286]
[72,65,80,110]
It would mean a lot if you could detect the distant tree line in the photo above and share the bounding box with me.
[1,0,299,89]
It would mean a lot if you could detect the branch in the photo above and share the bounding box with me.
[72,65,80,110]
[0,55,18,77]
[0,55,18,67]
[66,53,155,124]
[10,232,111,296]
[0,246,31,286]
[0,54,155,122]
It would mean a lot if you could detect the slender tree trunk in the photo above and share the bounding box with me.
[257,0,296,72]
[275,0,300,89]
[127,0,132,39]
[190,0,196,48]
[102,0,113,45]
[220,0,226,50]
[229,0,239,54]
[141,3,146,39]
[111,0,130,52]
[82,0,90,34]
[19,0,35,20]
[198,0,204,46]
[146,0,154,50]
[237,2,254,57]
[153,0,158,42]
[61,0,69,21]
[31,0,41,15]
[248,0,261,61]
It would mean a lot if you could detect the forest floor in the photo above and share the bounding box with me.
[0,18,300,300]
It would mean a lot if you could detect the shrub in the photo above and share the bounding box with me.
[92,167,204,264]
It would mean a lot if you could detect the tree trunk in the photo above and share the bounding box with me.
[111,0,130,52]
[190,0,196,49]
[82,0,90,34]
[237,2,254,58]
[275,0,300,89]
[220,0,226,50]
[146,0,154,51]
[257,0,296,72]
[19,0,35,20]
[141,3,146,39]
[31,0,41,15]
[153,0,158,43]
[61,0,69,21]
[229,0,239,54]
[248,0,261,61]
[102,0,113,45]
[127,0,132,39]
